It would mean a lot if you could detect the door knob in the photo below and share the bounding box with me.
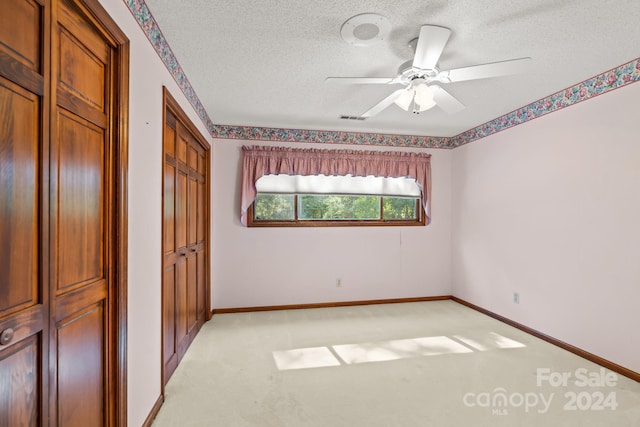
[0,328,14,345]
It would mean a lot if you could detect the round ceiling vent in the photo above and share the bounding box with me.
[340,13,391,46]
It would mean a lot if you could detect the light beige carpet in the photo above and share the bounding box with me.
[151,300,640,426]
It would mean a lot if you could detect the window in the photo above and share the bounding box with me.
[249,193,424,227]
[240,146,432,227]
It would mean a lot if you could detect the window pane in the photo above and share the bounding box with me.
[299,195,380,220]
[383,197,418,220]
[254,194,294,220]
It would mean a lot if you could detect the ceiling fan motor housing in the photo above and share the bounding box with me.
[397,60,441,84]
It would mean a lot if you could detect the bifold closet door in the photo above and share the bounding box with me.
[162,96,209,385]
[0,0,47,423]
[50,0,113,424]
[0,0,123,424]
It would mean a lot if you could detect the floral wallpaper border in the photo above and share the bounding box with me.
[124,0,639,149]
[450,58,640,147]
[210,125,453,148]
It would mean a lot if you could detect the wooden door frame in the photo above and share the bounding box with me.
[66,0,129,424]
[161,87,212,394]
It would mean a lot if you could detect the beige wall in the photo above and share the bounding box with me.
[451,82,640,373]
[212,140,453,308]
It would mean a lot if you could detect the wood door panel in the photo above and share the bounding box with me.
[0,334,40,426]
[176,171,187,249]
[188,178,197,245]
[162,266,176,365]
[164,112,175,155]
[197,180,204,242]
[197,251,205,320]
[187,255,197,333]
[57,27,106,112]
[57,0,109,113]
[0,0,42,71]
[55,110,104,292]
[176,129,187,165]
[163,164,175,254]
[197,151,204,174]
[56,303,104,427]
[0,77,40,317]
[57,0,110,61]
[188,145,197,170]
[175,259,187,345]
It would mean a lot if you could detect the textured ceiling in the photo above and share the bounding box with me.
[143,0,640,138]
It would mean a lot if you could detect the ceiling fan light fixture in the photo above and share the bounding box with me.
[394,83,435,112]
[414,83,436,111]
[394,89,414,111]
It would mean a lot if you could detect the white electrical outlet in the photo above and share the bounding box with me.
[336,278,342,287]
[513,292,520,304]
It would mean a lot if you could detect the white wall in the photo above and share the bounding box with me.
[95,1,215,425]
[451,82,640,373]
[212,140,452,308]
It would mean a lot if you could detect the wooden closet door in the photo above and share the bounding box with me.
[49,0,114,424]
[0,0,48,424]
[1,0,127,425]
[162,111,179,382]
[162,91,210,385]
[175,122,190,360]
[190,138,207,335]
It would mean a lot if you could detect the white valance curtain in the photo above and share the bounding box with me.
[255,174,422,197]
[240,145,432,226]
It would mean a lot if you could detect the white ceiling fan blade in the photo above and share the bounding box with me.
[412,25,452,70]
[440,57,532,82]
[431,86,465,114]
[360,89,406,118]
[325,77,399,85]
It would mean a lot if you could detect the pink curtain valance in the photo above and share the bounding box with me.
[240,145,432,226]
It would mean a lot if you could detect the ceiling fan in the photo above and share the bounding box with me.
[326,25,531,118]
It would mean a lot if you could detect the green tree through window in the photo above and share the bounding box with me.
[254,194,294,220]
[251,194,422,226]
[300,195,380,220]
[383,197,417,219]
